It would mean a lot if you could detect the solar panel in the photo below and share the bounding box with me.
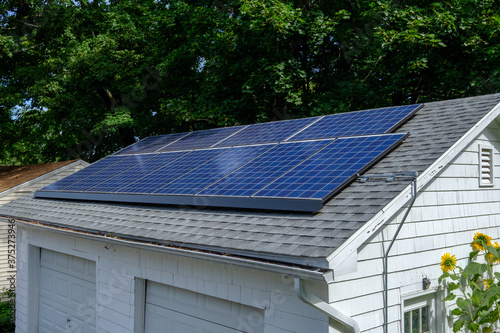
[117,148,229,193]
[86,151,189,193]
[253,133,407,200]
[62,154,159,192]
[36,101,418,212]
[41,155,129,191]
[288,105,419,141]
[215,117,319,147]
[198,140,332,197]
[155,144,273,195]
[114,133,189,155]
[158,126,245,152]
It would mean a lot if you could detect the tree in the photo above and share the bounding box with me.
[1,0,499,164]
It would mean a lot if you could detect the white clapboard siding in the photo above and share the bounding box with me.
[328,122,500,333]
[0,161,87,292]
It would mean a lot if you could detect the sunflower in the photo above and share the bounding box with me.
[440,252,457,273]
[472,232,492,251]
[483,278,494,290]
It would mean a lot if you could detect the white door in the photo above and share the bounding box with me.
[145,281,264,333]
[38,249,96,333]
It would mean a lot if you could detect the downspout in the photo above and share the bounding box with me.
[295,277,360,333]
[383,179,418,332]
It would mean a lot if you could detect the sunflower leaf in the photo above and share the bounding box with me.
[470,250,480,261]
[451,308,463,316]
[465,262,488,276]
[439,273,449,283]
[457,297,466,309]
[443,293,456,302]
[453,319,464,332]
[449,282,460,291]
[470,280,482,291]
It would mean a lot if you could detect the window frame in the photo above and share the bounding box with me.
[401,288,441,333]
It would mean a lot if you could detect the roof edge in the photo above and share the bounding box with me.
[0,160,89,198]
[7,217,332,282]
[326,97,500,269]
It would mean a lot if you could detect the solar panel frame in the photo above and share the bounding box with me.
[34,190,324,212]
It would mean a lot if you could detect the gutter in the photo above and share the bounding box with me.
[8,218,332,283]
[295,278,360,333]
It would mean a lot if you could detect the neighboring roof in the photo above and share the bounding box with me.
[0,160,79,193]
[1,94,500,269]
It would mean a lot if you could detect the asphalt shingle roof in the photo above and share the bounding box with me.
[1,94,499,268]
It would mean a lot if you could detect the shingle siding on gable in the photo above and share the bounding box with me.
[326,123,500,332]
[0,162,87,292]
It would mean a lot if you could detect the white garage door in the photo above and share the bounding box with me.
[145,281,264,333]
[39,249,96,333]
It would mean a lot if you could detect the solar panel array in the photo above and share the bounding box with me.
[35,104,420,212]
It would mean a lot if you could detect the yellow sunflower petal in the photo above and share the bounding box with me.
[440,252,457,273]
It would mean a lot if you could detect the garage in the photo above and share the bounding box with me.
[145,280,264,333]
[38,249,96,333]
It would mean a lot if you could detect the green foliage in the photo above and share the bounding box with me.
[0,289,15,332]
[1,0,500,164]
[440,234,500,332]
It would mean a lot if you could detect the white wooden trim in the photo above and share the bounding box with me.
[134,278,146,333]
[327,100,500,270]
[27,245,40,333]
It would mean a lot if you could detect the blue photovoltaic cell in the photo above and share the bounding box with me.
[63,154,159,192]
[117,148,228,194]
[254,133,407,199]
[215,117,319,147]
[155,144,273,195]
[198,140,332,197]
[114,133,189,155]
[87,151,188,193]
[158,126,245,152]
[288,105,419,141]
[40,155,129,191]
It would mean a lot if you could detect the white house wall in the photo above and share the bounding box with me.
[328,121,500,333]
[0,162,87,292]
[14,226,331,333]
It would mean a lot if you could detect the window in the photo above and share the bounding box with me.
[402,290,439,333]
[404,305,429,333]
[479,144,495,187]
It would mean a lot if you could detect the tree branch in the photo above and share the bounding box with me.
[13,18,39,28]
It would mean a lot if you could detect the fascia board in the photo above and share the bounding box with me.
[326,99,500,270]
